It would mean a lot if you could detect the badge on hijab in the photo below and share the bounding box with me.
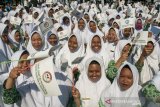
[39,18,54,35]
[31,56,62,96]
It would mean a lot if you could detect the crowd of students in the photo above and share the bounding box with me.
[0,0,160,107]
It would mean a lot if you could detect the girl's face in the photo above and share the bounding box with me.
[91,36,101,53]
[136,19,142,30]
[48,9,54,17]
[84,14,90,22]
[63,17,70,25]
[78,19,85,30]
[57,27,63,32]
[122,44,131,55]
[118,66,133,91]
[107,29,117,43]
[33,12,39,19]
[116,15,120,19]
[113,22,119,29]
[89,21,97,33]
[1,27,9,43]
[14,31,21,42]
[18,53,30,73]
[123,28,132,38]
[68,35,78,53]
[108,18,114,27]
[88,63,101,83]
[48,34,58,46]
[144,42,154,56]
[31,33,43,50]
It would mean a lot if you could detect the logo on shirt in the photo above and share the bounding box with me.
[42,71,52,83]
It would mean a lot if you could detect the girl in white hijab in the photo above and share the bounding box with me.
[3,51,73,107]
[45,30,61,56]
[9,29,25,51]
[72,56,111,107]
[26,30,47,54]
[142,71,160,107]
[120,27,135,40]
[85,34,110,67]
[0,23,12,106]
[83,12,91,23]
[106,40,132,82]
[55,33,85,81]
[0,23,14,59]
[61,15,72,36]
[73,17,88,44]
[104,27,119,60]
[86,20,104,43]
[134,38,160,85]
[100,61,142,107]
[45,8,54,18]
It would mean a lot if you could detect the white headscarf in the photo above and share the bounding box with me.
[8,50,31,87]
[45,30,59,48]
[85,34,110,67]
[134,38,160,84]
[26,30,47,54]
[104,27,119,60]
[0,23,13,59]
[86,20,104,43]
[55,33,85,69]
[61,15,72,35]
[114,40,131,62]
[73,18,88,44]
[120,27,135,40]
[12,60,72,107]
[9,29,24,50]
[100,61,142,107]
[76,56,111,107]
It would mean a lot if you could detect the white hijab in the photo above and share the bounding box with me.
[73,18,88,44]
[45,30,59,48]
[120,27,135,40]
[76,56,111,107]
[86,20,104,43]
[61,15,72,36]
[45,30,61,56]
[134,38,160,84]
[26,30,47,54]
[8,50,31,87]
[14,61,72,107]
[0,23,13,59]
[55,33,85,69]
[105,27,119,60]
[100,61,142,107]
[9,29,24,50]
[114,40,131,62]
[85,34,110,67]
